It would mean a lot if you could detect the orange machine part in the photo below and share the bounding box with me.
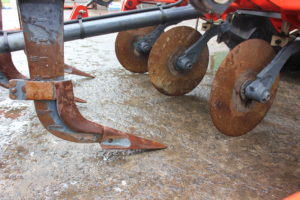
[284,191,300,200]
[203,0,300,32]
[69,4,89,20]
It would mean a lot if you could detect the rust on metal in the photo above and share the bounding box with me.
[24,81,55,100]
[0,3,26,88]
[18,0,97,143]
[34,101,100,143]
[148,26,209,96]
[17,0,166,150]
[101,126,167,150]
[0,53,27,88]
[8,80,55,100]
[210,39,280,136]
[74,97,87,103]
[0,54,94,89]
[19,0,64,80]
[55,80,166,149]
[55,80,105,134]
[8,79,86,103]
[0,1,92,81]
[64,64,95,78]
[115,26,157,73]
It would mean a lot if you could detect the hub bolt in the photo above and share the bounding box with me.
[176,57,193,72]
[137,41,151,54]
[261,90,271,103]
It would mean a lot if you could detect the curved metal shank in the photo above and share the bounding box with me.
[55,80,166,149]
[35,100,100,143]
[17,0,165,150]
[0,2,26,88]
[0,53,27,88]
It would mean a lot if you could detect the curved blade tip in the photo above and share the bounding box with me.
[100,133,166,150]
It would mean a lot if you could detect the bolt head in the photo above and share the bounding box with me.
[11,88,17,94]
[143,44,151,52]
[176,57,193,72]
[261,90,271,102]
[185,62,193,69]
[137,41,151,54]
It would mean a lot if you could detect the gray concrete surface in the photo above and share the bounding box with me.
[0,9,299,200]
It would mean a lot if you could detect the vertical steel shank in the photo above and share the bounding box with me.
[18,0,64,80]
[16,0,165,150]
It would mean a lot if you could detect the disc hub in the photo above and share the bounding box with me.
[175,56,193,73]
[148,26,209,96]
[134,39,152,55]
[210,39,279,136]
[244,80,271,103]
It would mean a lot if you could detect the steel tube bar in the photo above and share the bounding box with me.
[0,5,201,53]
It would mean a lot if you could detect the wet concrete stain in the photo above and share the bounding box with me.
[0,14,299,200]
[0,107,26,119]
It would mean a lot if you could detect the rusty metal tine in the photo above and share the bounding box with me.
[35,100,101,143]
[55,80,166,150]
[101,127,167,150]
[74,97,87,103]
[0,56,93,85]
[0,2,26,88]
[17,0,99,143]
[0,53,27,78]
[18,0,65,80]
[18,0,165,150]
[64,64,95,78]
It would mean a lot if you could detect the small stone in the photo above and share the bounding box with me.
[16,175,24,179]
[114,187,123,192]
[9,174,17,180]
[62,183,68,189]
[70,181,77,185]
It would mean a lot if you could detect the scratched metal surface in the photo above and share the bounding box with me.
[0,9,299,200]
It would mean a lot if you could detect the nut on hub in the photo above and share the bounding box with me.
[148,26,209,96]
[210,39,280,136]
[115,26,157,73]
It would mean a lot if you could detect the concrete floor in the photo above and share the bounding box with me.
[0,9,299,200]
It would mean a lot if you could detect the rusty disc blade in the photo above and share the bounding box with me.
[210,39,280,136]
[148,26,209,96]
[115,26,157,73]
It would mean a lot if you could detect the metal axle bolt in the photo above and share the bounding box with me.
[176,56,193,72]
[261,90,271,103]
[137,41,152,54]
[141,42,151,53]
[185,62,193,69]
[244,80,271,103]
